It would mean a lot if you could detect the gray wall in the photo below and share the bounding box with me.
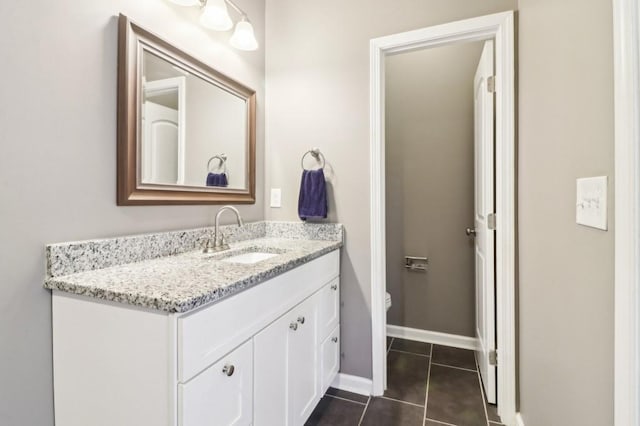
[184,76,247,189]
[265,0,517,379]
[0,1,265,424]
[517,0,614,424]
[385,42,483,336]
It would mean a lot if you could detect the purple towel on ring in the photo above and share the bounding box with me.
[298,169,327,220]
[206,173,228,187]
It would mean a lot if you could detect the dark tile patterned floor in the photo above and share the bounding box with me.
[305,338,504,426]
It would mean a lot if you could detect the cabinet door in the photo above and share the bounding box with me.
[317,278,340,342]
[179,339,253,426]
[320,326,340,395]
[253,313,291,426]
[288,295,320,425]
[254,293,323,426]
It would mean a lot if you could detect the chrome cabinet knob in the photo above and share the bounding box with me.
[331,284,338,290]
[297,316,305,324]
[222,364,235,376]
[290,322,298,331]
[331,337,338,343]
[465,227,476,236]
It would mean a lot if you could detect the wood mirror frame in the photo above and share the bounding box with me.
[117,14,256,205]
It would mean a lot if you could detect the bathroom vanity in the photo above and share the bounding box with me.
[45,222,342,426]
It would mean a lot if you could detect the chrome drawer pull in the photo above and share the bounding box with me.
[331,284,338,290]
[332,337,338,343]
[290,322,298,331]
[222,364,235,376]
[297,316,305,324]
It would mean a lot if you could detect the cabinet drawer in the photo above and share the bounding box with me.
[178,250,339,381]
[320,326,340,395]
[178,339,253,426]
[317,278,339,341]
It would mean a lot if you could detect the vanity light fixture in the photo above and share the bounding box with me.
[230,16,258,51]
[200,0,233,31]
[167,0,259,51]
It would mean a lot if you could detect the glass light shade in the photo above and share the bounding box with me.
[167,0,200,5]
[199,0,233,31]
[230,20,259,51]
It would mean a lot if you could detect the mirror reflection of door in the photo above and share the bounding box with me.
[141,76,186,185]
[144,102,179,184]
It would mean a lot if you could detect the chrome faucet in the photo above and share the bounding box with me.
[203,205,244,253]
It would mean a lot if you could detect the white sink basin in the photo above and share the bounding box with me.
[221,252,279,264]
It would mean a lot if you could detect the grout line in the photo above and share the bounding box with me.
[430,362,478,373]
[473,352,490,426]
[422,343,434,426]
[387,337,394,355]
[425,418,458,426]
[379,395,424,408]
[389,349,430,358]
[357,396,371,426]
[325,393,368,406]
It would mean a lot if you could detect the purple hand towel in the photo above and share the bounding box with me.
[298,168,328,220]
[206,173,228,187]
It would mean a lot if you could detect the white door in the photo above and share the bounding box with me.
[142,101,179,184]
[474,40,497,404]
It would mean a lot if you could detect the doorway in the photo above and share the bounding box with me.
[369,11,516,426]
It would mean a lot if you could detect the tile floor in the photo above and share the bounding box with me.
[305,337,503,426]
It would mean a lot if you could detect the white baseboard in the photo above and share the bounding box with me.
[515,413,525,426]
[387,325,479,350]
[330,373,372,396]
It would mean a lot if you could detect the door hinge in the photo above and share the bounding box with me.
[489,349,498,366]
[487,76,496,93]
[488,213,496,230]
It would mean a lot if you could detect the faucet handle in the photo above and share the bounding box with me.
[215,232,229,249]
[201,238,217,254]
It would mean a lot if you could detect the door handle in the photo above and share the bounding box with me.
[466,228,476,236]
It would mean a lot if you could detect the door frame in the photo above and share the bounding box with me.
[369,11,516,424]
[613,0,640,424]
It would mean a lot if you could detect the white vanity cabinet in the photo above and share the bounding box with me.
[52,249,340,426]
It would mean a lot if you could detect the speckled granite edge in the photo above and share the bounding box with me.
[265,221,344,242]
[46,221,343,278]
[44,240,342,313]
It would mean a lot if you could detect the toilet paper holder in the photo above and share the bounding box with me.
[404,256,428,272]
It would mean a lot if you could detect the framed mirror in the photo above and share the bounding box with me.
[117,14,256,205]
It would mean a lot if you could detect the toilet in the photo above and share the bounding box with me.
[385,292,392,311]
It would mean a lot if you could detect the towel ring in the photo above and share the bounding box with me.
[207,154,228,176]
[301,148,325,170]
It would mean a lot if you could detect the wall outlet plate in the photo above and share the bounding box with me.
[576,176,607,230]
[270,188,282,208]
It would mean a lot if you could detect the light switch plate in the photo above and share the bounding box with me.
[270,188,281,208]
[576,176,607,230]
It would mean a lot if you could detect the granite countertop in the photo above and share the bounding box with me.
[45,237,341,313]
[44,222,343,314]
